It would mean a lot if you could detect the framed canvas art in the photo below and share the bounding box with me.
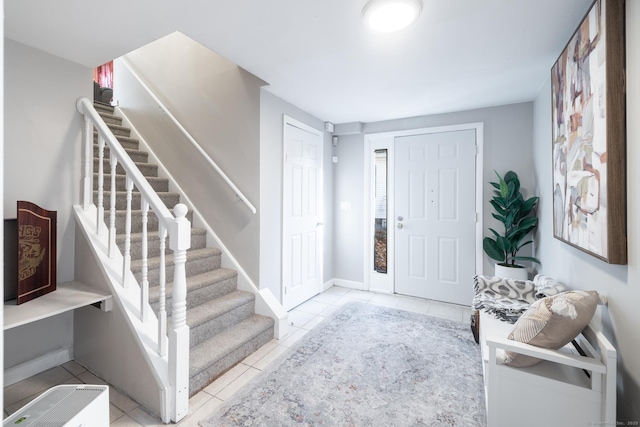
[551,0,626,264]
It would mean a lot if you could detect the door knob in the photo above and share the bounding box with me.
[397,223,404,229]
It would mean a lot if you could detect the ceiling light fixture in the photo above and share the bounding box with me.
[362,0,423,33]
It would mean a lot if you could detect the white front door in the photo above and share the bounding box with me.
[283,119,323,310]
[394,130,476,305]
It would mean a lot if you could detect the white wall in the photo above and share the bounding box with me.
[332,102,534,283]
[3,39,92,371]
[260,90,333,301]
[115,32,265,283]
[532,2,640,420]
[73,226,162,417]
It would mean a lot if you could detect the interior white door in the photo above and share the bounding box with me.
[283,121,323,310]
[394,130,476,305]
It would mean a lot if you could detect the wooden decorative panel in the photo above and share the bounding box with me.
[17,201,57,304]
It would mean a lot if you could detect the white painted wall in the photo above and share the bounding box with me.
[332,102,534,283]
[73,226,162,417]
[3,39,91,371]
[115,32,264,283]
[259,90,333,301]
[531,2,640,420]
[332,133,365,284]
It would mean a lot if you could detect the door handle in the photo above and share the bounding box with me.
[397,223,404,229]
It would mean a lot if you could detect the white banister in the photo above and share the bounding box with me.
[120,57,257,214]
[76,97,190,422]
[168,204,190,420]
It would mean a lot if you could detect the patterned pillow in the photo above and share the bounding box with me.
[500,290,601,367]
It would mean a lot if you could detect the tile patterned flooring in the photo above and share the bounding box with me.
[3,286,473,425]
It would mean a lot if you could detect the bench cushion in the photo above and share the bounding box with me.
[503,290,600,367]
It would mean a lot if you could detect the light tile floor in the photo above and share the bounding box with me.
[3,286,473,425]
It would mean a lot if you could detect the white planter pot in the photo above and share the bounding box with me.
[494,264,528,280]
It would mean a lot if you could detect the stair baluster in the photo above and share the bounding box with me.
[97,136,105,236]
[140,199,149,322]
[158,225,168,357]
[108,155,118,258]
[123,177,134,287]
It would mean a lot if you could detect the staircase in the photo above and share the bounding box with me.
[91,101,274,396]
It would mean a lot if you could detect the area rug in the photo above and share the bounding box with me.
[201,302,486,426]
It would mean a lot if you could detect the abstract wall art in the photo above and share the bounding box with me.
[551,0,626,264]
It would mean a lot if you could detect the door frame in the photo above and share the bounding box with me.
[363,123,484,294]
[282,115,324,309]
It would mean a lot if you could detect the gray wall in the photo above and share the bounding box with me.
[3,39,92,369]
[332,102,534,283]
[259,90,333,301]
[115,32,265,283]
[531,2,640,419]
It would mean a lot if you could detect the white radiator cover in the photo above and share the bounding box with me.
[3,385,109,426]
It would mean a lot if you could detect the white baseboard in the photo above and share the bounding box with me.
[4,348,73,386]
[333,279,366,290]
[322,279,334,291]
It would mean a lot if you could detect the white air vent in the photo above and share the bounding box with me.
[3,385,109,427]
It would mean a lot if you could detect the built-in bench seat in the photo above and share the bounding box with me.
[479,309,617,426]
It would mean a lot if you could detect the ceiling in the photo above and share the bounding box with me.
[4,0,593,124]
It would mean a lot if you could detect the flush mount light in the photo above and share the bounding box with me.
[362,0,423,33]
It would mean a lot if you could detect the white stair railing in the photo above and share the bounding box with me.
[76,97,190,422]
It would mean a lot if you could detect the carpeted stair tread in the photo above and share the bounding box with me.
[149,268,238,305]
[94,190,181,211]
[113,208,194,234]
[117,227,207,261]
[96,112,123,125]
[117,226,206,245]
[93,102,114,114]
[184,290,254,330]
[130,247,221,275]
[94,173,169,192]
[189,314,275,377]
[93,145,149,163]
[106,123,131,137]
[93,132,140,150]
[93,158,158,177]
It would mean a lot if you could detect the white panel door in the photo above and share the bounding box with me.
[283,121,323,310]
[394,130,476,305]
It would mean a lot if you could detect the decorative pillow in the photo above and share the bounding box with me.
[500,290,602,367]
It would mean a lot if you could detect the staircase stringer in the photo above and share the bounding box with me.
[74,205,172,423]
[116,108,289,339]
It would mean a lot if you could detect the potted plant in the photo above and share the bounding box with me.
[483,170,540,279]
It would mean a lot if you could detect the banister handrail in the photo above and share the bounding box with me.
[120,58,257,215]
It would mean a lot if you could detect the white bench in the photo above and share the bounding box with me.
[479,311,617,426]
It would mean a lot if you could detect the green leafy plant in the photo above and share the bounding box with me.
[483,170,540,267]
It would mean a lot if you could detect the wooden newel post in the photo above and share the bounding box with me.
[169,203,190,422]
